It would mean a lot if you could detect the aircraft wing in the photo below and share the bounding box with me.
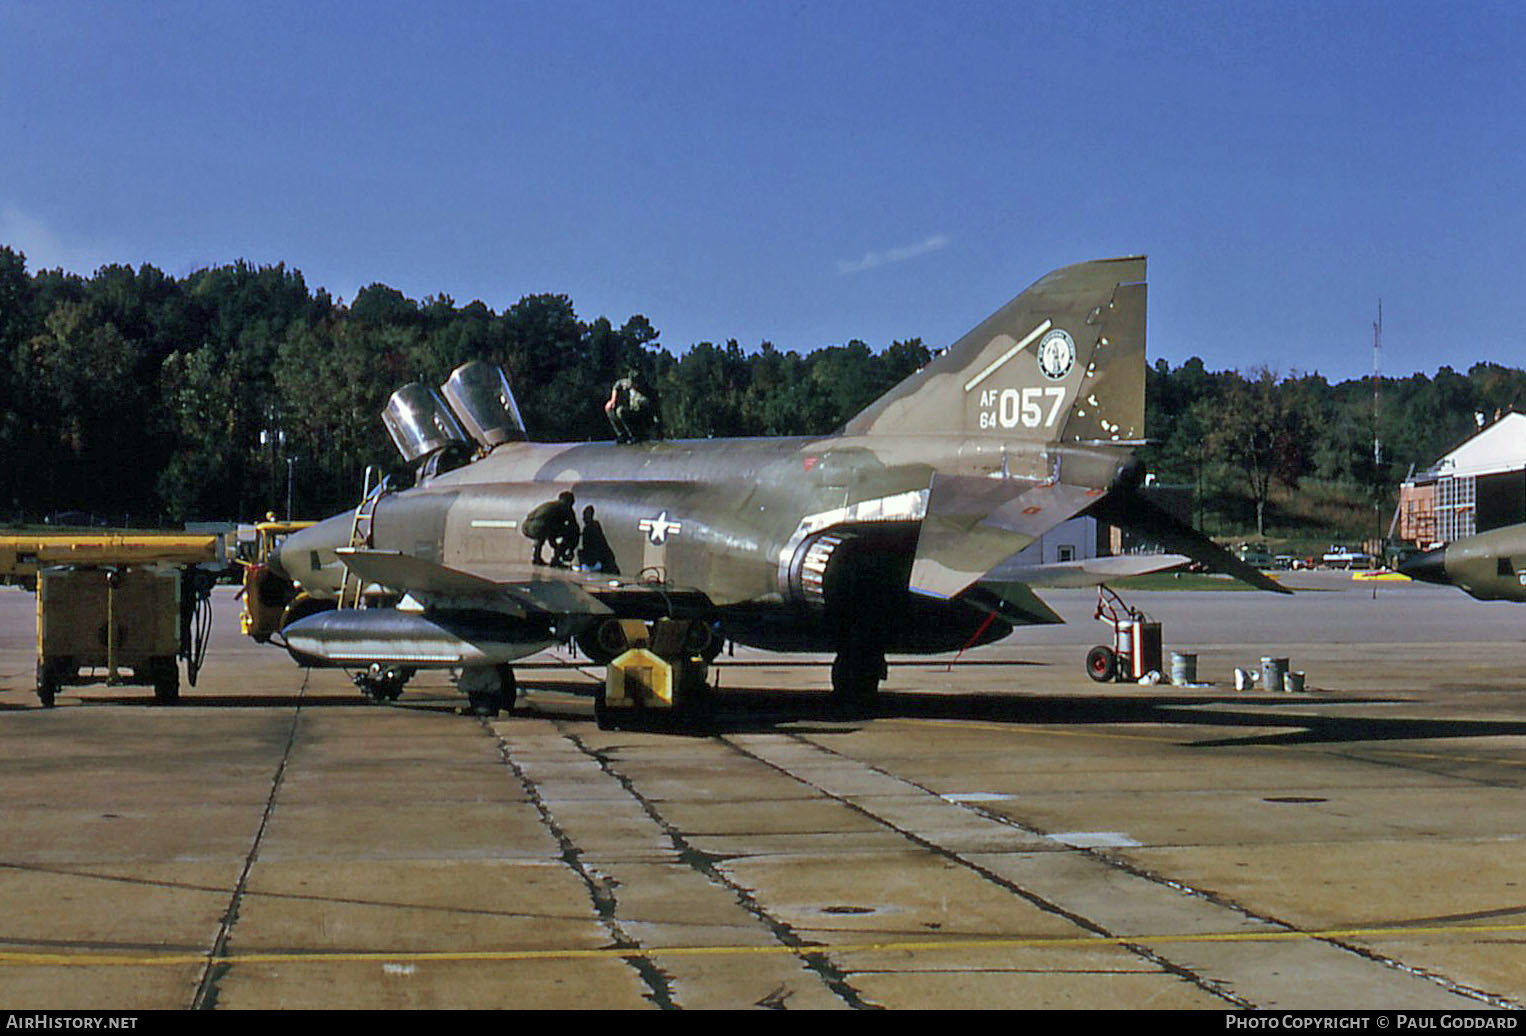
[289,550,717,673]
[1087,492,1292,594]
[995,552,1192,589]
[909,474,1105,598]
[908,472,1290,601]
[335,548,614,617]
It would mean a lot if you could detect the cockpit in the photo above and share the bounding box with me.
[381,361,527,481]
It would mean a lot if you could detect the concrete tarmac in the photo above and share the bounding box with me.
[0,573,1523,1010]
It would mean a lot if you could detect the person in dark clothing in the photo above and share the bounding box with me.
[522,491,579,566]
[576,505,619,574]
[605,369,662,443]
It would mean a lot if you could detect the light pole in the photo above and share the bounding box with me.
[286,456,297,520]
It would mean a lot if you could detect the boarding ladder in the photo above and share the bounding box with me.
[338,465,383,610]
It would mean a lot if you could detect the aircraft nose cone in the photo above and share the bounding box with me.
[1399,547,1447,585]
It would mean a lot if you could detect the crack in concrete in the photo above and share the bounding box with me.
[487,721,676,1010]
[0,860,600,926]
[190,672,308,1010]
[720,731,1251,1007]
[738,730,1520,1010]
[558,723,879,1010]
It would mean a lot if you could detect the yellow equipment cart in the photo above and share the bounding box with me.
[2,533,223,707]
[36,566,183,706]
[237,519,316,642]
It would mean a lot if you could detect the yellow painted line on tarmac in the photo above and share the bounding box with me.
[3,921,1524,969]
[1359,746,1526,769]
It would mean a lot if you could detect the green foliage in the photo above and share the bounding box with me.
[0,251,936,523]
[1141,355,1526,542]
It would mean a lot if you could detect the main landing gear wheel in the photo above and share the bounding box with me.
[830,647,885,711]
[1085,645,1118,683]
[576,619,628,666]
[461,665,516,717]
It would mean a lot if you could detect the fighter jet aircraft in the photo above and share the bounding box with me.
[265,256,1286,717]
[1399,523,1526,602]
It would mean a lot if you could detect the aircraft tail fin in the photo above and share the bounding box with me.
[843,256,1146,444]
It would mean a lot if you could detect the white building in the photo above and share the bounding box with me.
[1398,412,1526,546]
[998,515,1102,567]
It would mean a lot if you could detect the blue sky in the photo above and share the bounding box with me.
[3,0,1522,381]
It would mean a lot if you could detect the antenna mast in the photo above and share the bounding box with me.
[1373,299,1382,470]
[1372,299,1387,561]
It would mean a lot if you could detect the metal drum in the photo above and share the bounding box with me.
[1260,656,1289,693]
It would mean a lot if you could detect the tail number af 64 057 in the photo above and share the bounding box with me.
[978,387,1065,430]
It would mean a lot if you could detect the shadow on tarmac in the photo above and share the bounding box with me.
[10,674,1526,750]
[875,690,1526,749]
[0,691,466,714]
[537,683,1526,747]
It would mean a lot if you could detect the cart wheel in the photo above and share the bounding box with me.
[1085,645,1117,683]
[36,660,60,708]
[151,657,180,705]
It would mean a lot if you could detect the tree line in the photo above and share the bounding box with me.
[0,248,929,523]
[1142,358,1526,538]
[2,246,1521,533]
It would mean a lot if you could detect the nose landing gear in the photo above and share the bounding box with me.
[352,663,413,703]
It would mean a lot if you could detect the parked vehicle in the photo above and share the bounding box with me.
[1321,545,1373,569]
[1236,542,1274,569]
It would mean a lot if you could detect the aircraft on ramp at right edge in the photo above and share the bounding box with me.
[1401,524,1526,603]
[260,256,1290,721]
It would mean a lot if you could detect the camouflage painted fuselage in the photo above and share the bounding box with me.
[273,257,1210,670]
[282,431,1136,653]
